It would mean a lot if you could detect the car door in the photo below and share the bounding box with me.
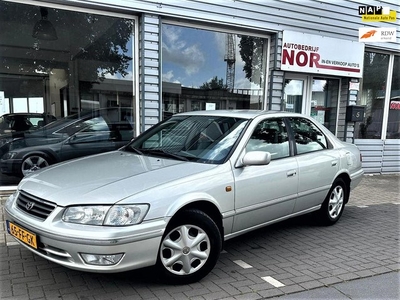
[232,117,299,233]
[287,117,340,213]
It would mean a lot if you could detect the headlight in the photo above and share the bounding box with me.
[0,137,12,147]
[2,151,18,160]
[62,204,149,226]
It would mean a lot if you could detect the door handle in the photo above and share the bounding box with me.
[287,170,297,177]
[331,161,338,166]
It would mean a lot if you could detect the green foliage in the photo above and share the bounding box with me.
[200,76,227,90]
[0,2,133,82]
[363,52,390,92]
[238,36,264,86]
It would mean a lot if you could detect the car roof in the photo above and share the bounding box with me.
[175,110,307,120]
[1,113,46,117]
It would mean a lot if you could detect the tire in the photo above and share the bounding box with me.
[318,178,348,226]
[156,209,222,284]
[21,154,50,176]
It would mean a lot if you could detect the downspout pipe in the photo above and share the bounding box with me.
[268,32,279,111]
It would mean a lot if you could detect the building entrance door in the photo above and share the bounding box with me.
[283,75,307,113]
[310,77,340,135]
[284,74,341,135]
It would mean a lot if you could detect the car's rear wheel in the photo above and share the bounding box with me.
[156,209,222,284]
[318,178,347,225]
[21,154,50,176]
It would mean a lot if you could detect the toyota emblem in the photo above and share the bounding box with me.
[26,202,35,211]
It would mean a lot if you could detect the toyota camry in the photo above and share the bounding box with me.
[5,110,363,284]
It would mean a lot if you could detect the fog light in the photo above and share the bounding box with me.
[80,253,124,265]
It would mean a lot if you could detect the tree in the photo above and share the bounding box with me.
[238,36,265,86]
[200,76,227,90]
[363,52,390,93]
[0,2,133,82]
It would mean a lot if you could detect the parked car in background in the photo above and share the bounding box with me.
[1,107,134,177]
[4,110,363,284]
[0,113,57,158]
[0,112,56,135]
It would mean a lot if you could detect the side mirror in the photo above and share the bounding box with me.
[66,134,77,144]
[242,151,272,166]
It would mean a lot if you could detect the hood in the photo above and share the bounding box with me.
[16,131,66,146]
[18,151,216,206]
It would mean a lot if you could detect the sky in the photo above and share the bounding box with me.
[100,23,266,92]
[100,23,331,96]
[161,24,263,91]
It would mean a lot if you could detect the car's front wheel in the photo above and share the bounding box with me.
[21,154,50,176]
[156,209,222,284]
[318,178,348,225]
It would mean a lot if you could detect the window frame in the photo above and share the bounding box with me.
[286,117,331,156]
[245,117,290,160]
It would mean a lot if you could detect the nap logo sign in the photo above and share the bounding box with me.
[358,6,387,15]
[358,6,396,22]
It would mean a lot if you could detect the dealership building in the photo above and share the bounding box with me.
[0,0,399,187]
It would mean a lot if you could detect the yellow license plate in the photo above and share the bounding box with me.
[6,221,38,249]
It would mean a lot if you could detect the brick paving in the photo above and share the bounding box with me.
[0,174,399,300]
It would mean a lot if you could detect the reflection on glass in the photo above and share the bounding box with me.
[0,1,136,186]
[127,115,248,164]
[355,52,389,139]
[161,24,267,115]
[283,79,303,113]
[0,1,135,119]
[386,56,400,139]
[310,78,339,136]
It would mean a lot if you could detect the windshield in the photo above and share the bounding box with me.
[125,115,248,164]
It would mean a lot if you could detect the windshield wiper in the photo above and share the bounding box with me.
[142,149,189,161]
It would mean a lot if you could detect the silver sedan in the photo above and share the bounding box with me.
[5,110,363,284]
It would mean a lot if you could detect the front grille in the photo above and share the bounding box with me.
[16,191,57,220]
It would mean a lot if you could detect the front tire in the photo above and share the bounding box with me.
[156,209,222,284]
[318,178,348,225]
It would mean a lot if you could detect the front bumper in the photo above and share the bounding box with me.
[5,193,166,273]
[0,158,21,175]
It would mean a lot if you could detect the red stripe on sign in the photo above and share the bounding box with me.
[317,64,361,73]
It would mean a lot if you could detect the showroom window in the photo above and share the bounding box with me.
[386,55,400,139]
[0,1,137,185]
[161,23,269,115]
[355,52,390,139]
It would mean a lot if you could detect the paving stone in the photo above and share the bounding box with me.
[298,280,325,290]
[0,175,399,300]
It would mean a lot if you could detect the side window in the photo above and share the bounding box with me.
[246,118,289,160]
[68,116,110,143]
[288,117,328,154]
[80,117,109,132]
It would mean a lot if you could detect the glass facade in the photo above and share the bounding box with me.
[0,2,136,186]
[0,1,399,185]
[387,55,400,139]
[161,24,268,115]
[355,52,390,139]
[283,79,304,113]
[310,78,339,135]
